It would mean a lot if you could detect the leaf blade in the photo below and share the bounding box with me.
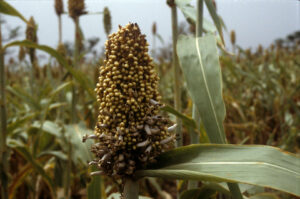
[136,144,300,196]
[204,0,225,44]
[175,0,217,33]
[177,35,226,143]
[0,0,27,22]
[162,104,196,128]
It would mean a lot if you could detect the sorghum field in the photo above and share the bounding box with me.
[0,0,299,199]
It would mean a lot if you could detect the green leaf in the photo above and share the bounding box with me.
[64,123,93,164]
[162,104,196,128]
[155,33,164,44]
[136,144,300,196]
[38,150,67,160]
[175,0,217,33]
[204,0,225,44]
[7,113,36,134]
[50,81,72,97]
[0,0,27,22]
[177,35,226,143]
[87,165,102,199]
[3,40,96,100]
[48,102,67,110]
[31,120,61,137]
[6,85,41,110]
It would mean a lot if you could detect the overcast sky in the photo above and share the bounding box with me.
[3,0,300,60]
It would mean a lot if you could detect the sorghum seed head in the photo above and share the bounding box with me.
[18,46,25,62]
[230,30,236,45]
[26,16,37,43]
[264,50,269,62]
[68,0,86,20]
[26,16,38,62]
[152,22,156,35]
[257,44,263,55]
[89,23,174,178]
[57,43,67,57]
[55,0,64,16]
[103,7,112,37]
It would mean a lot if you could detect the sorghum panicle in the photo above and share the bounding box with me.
[230,30,236,46]
[68,0,86,20]
[152,22,156,36]
[84,23,175,178]
[18,46,25,62]
[55,0,64,16]
[57,43,67,57]
[26,16,38,63]
[103,7,112,37]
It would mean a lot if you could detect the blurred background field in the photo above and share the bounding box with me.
[1,0,299,198]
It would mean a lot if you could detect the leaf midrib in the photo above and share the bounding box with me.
[163,161,300,176]
[195,37,224,142]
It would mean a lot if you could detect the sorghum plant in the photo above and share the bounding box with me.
[54,0,64,44]
[68,0,86,123]
[83,23,175,180]
[25,16,39,78]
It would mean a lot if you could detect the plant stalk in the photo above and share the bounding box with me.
[57,14,64,121]
[0,15,8,199]
[227,183,243,199]
[58,15,62,44]
[123,178,139,199]
[170,2,182,198]
[196,0,204,38]
[187,107,200,189]
[188,0,204,189]
[170,0,182,148]
[71,17,80,123]
[64,141,72,199]
[152,32,156,60]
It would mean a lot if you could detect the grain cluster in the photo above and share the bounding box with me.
[84,23,175,178]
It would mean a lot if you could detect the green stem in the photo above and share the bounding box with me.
[58,14,64,121]
[170,2,182,198]
[0,15,8,199]
[170,0,182,148]
[187,107,200,189]
[58,15,62,44]
[188,0,204,189]
[64,141,72,198]
[123,178,139,199]
[71,17,80,123]
[152,33,156,60]
[196,0,204,38]
[227,183,243,199]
